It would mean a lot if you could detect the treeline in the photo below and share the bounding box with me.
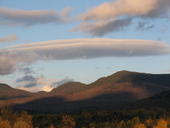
[0,108,170,128]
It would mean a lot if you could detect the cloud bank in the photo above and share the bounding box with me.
[0,7,72,26]
[17,76,73,92]
[0,35,18,43]
[0,38,170,75]
[16,67,54,92]
[16,75,57,92]
[74,0,170,36]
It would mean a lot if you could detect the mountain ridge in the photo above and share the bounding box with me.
[0,70,170,112]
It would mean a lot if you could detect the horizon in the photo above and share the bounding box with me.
[0,0,170,92]
[1,70,170,93]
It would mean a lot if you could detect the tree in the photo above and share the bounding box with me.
[0,120,11,128]
[89,122,97,128]
[13,121,32,128]
[48,124,56,128]
[134,123,146,128]
[61,115,76,128]
[116,120,126,128]
[145,119,154,128]
[154,119,168,128]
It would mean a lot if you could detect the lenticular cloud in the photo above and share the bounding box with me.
[0,38,170,75]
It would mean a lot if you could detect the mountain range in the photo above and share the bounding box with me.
[0,70,170,113]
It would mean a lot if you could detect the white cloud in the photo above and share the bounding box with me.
[16,73,73,92]
[51,77,74,87]
[82,0,170,21]
[75,0,170,36]
[0,7,72,26]
[17,76,56,92]
[0,35,18,43]
[0,38,170,75]
[16,67,56,92]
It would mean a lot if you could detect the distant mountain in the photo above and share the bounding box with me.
[0,84,48,107]
[0,83,32,100]
[0,70,170,112]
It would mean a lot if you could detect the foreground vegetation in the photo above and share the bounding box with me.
[0,108,169,128]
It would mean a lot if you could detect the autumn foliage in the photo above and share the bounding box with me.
[0,108,170,128]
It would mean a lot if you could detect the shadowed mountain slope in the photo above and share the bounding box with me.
[0,83,32,100]
[14,90,170,113]
[128,90,170,110]
[14,92,136,113]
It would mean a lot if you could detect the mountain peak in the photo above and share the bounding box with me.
[55,82,86,89]
[114,70,142,76]
[50,82,87,95]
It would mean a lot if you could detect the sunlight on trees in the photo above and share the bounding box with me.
[154,119,168,128]
[134,123,146,128]
[0,108,170,128]
[13,121,32,128]
[48,124,56,128]
[0,120,11,128]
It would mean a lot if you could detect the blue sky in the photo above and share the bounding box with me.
[0,0,170,91]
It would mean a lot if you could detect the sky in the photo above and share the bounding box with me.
[0,0,170,92]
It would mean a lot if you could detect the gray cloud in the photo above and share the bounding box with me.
[73,18,132,36]
[51,77,74,88]
[24,83,37,88]
[16,75,73,92]
[75,0,170,36]
[0,35,18,43]
[16,74,69,92]
[0,7,72,26]
[16,71,57,92]
[16,75,36,83]
[16,66,73,91]
[16,68,38,89]
[19,67,35,75]
[0,38,170,75]
[16,75,39,89]
[136,22,155,31]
